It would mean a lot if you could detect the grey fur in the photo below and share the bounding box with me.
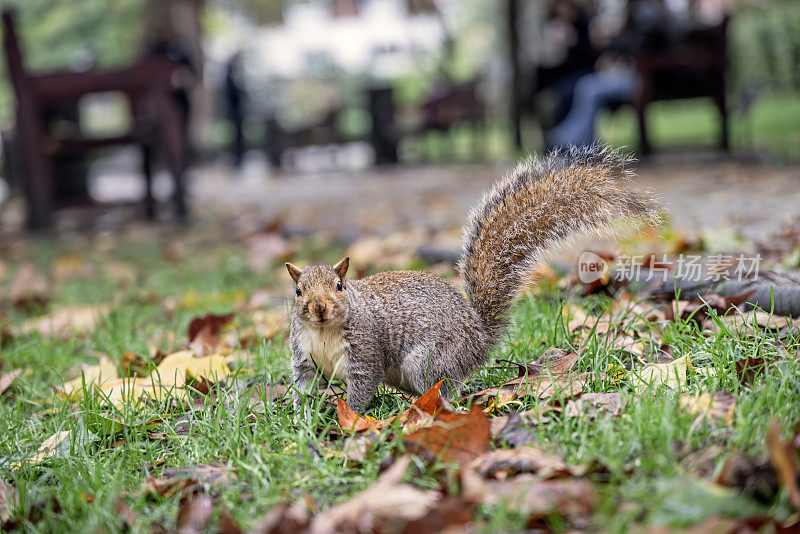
[288,144,660,412]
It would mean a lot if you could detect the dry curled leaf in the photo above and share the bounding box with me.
[188,313,235,357]
[403,405,491,465]
[766,420,800,510]
[461,448,594,523]
[680,392,736,427]
[336,379,445,432]
[143,463,236,499]
[566,392,625,418]
[0,481,15,524]
[18,304,109,338]
[308,455,440,533]
[0,369,23,396]
[177,494,215,534]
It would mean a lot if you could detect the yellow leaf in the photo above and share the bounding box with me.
[679,392,736,426]
[18,304,109,338]
[58,355,118,399]
[153,350,231,388]
[10,428,96,470]
[631,354,693,393]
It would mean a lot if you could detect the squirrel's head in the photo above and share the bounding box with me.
[285,257,350,327]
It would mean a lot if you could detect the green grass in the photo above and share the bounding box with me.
[1,233,799,532]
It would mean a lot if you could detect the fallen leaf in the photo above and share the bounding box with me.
[496,347,580,377]
[461,449,594,522]
[18,304,109,338]
[188,313,235,357]
[400,497,474,533]
[143,463,236,499]
[154,350,232,388]
[766,420,800,510]
[0,369,22,396]
[250,500,310,534]
[403,406,491,464]
[239,310,288,347]
[566,392,625,418]
[469,446,582,479]
[11,427,98,470]
[176,494,215,534]
[248,233,292,273]
[336,380,446,432]
[116,496,137,528]
[630,354,692,394]
[716,453,780,503]
[7,262,48,312]
[0,481,15,523]
[679,392,736,427]
[121,351,151,377]
[57,354,118,399]
[308,455,440,533]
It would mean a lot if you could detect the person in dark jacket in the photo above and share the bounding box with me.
[546,0,680,148]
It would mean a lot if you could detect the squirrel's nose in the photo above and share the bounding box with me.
[311,301,328,318]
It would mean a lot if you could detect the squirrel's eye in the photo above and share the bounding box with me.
[295,287,302,297]
[336,280,343,291]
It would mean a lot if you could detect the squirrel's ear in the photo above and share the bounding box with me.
[333,256,349,279]
[285,262,302,283]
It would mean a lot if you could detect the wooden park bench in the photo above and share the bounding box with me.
[2,9,189,230]
[633,18,729,154]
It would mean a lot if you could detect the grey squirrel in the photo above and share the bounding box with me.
[285,145,660,412]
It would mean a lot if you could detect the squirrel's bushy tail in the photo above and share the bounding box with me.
[458,144,660,337]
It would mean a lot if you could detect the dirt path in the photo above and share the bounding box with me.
[192,157,800,241]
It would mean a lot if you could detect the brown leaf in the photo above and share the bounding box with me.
[473,349,583,404]
[671,290,756,328]
[766,420,800,510]
[679,392,736,427]
[461,466,594,522]
[121,351,151,377]
[17,304,109,338]
[566,392,625,418]
[143,463,236,499]
[0,369,22,396]
[247,233,292,273]
[250,500,310,534]
[8,262,49,313]
[308,455,440,533]
[116,496,137,528]
[400,497,474,534]
[176,494,215,534]
[187,313,235,357]
[469,446,582,480]
[336,380,445,432]
[217,509,242,534]
[716,453,779,503]
[403,406,491,464]
[735,356,768,385]
[0,481,15,524]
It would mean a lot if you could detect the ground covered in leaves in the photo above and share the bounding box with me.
[1,218,799,533]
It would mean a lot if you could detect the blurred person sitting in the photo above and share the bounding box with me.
[224,52,245,168]
[532,0,598,129]
[545,0,681,149]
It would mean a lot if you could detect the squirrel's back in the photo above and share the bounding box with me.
[459,144,659,339]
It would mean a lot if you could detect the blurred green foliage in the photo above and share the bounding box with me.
[730,0,800,93]
[0,0,146,125]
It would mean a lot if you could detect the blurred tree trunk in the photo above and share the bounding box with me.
[507,0,522,151]
[142,0,208,153]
